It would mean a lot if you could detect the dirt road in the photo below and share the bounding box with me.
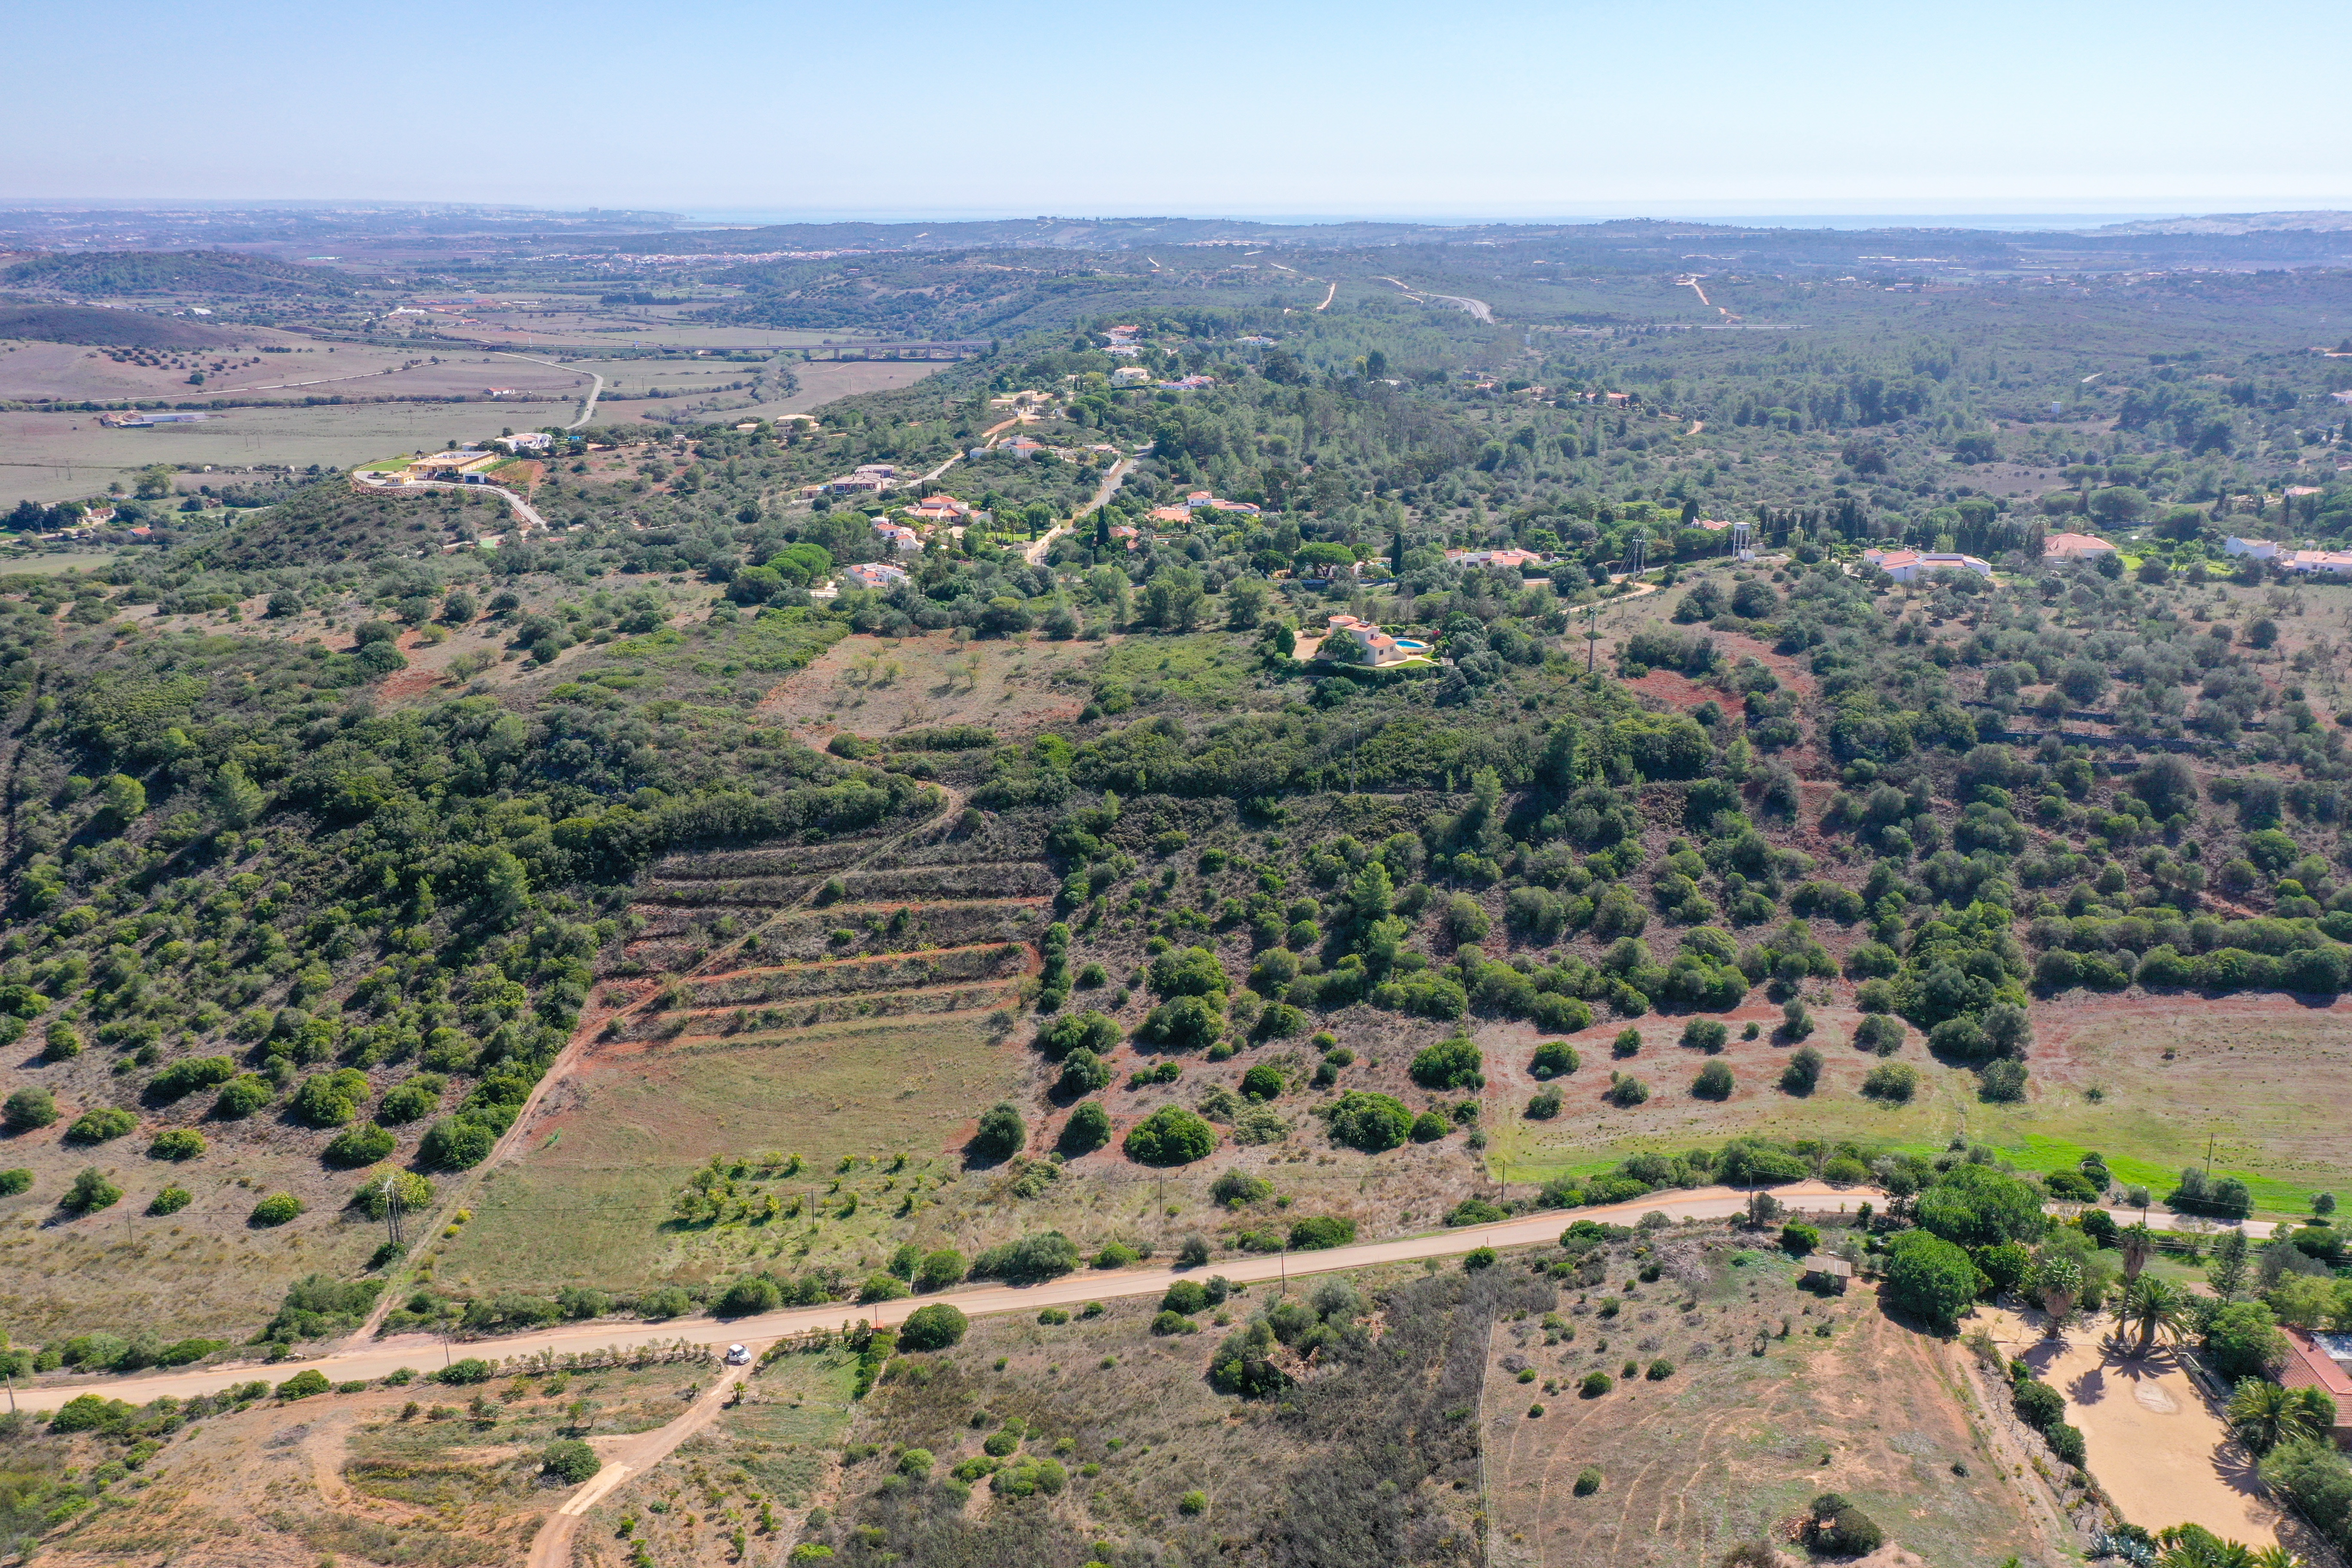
[19,1182,1875,1415]
[526,1357,762,1568]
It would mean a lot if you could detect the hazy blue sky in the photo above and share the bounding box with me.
[8,0,2347,218]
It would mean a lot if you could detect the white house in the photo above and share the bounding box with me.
[2223,536,2279,560]
[844,561,909,589]
[2045,531,2119,561]
[1864,548,1992,583]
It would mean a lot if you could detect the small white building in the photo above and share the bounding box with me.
[2223,536,2278,560]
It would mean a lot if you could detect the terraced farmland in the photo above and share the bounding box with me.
[428,812,1054,1295]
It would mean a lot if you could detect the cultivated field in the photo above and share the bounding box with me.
[0,403,549,503]
[1482,1237,2058,1568]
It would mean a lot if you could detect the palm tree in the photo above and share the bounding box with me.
[2153,1524,2288,1567]
[2120,1222,2156,1280]
[2224,1378,2331,1456]
[2113,1274,2190,1356]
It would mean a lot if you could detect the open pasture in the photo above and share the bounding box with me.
[1484,990,2352,1217]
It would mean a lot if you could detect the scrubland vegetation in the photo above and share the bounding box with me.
[2,237,2352,1565]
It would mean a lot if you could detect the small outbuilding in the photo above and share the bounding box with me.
[1801,1255,1853,1293]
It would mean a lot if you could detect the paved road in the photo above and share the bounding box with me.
[354,474,548,534]
[494,353,603,429]
[11,1182,1871,1415]
[1025,457,1132,564]
[1374,276,1493,323]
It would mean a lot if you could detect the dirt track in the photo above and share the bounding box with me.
[15,1182,1876,1415]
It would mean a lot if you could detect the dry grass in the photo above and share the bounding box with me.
[38,1362,702,1568]
[757,631,1104,741]
[1483,1238,2055,1568]
[573,1344,862,1566]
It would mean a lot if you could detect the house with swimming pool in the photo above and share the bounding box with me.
[1322,614,1431,666]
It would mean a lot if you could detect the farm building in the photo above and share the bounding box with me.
[2045,531,2119,561]
[1800,1256,1853,1293]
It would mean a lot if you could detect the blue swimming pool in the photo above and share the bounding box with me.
[1391,638,1429,651]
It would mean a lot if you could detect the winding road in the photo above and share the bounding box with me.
[1024,457,1133,564]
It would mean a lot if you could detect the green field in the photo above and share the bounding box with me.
[1486,998,2352,1218]
[432,1012,1024,1295]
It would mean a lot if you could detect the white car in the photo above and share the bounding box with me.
[725,1344,751,1366]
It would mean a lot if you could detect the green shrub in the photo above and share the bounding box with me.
[1163,1279,1210,1314]
[64,1167,121,1212]
[1464,1246,1498,1271]
[250,1192,303,1226]
[148,1127,206,1161]
[543,1438,601,1484]
[2012,1378,2064,1430]
[213,1075,273,1118]
[148,1055,236,1101]
[720,1276,782,1316]
[42,1022,81,1062]
[0,1168,30,1197]
[1059,1099,1112,1155]
[1808,1495,1883,1556]
[1525,1086,1564,1119]
[1579,1371,1614,1396]
[1326,1090,1414,1151]
[148,1183,191,1216]
[971,1231,1081,1283]
[275,1369,331,1400]
[1692,1060,1735,1099]
[291,1069,371,1128]
[915,1248,966,1291]
[1646,1358,1675,1381]
[1605,1072,1650,1106]
[1124,1106,1216,1165]
[1861,1062,1917,1102]
[897,1447,934,1476]
[377,1075,444,1124]
[3,1085,57,1131]
[357,1169,433,1220]
[1679,1019,1727,1053]
[899,1303,971,1350]
[1780,1222,1820,1255]
[1574,1466,1602,1495]
[1151,1310,1198,1335]
[323,1122,395,1167]
[1853,1014,1906,1055]
[1410,1109,1451,1142]
[1409,1036,1484,1090]
[66,1106,136,1143]
[419,1116,496,1170]
[1287,1215,1357,1250]
[1531,1040,1580,1078]
[1178,1489,1208,1516]
[971,1101,1029,1162]
[436,1357,494,1384]
[1612,1027,1642,1057]
[1447,1198,1507,1226]
[1240,1063,1285,1101]
[1881,1230,1983,1330]
[1094,1241,1140,1269]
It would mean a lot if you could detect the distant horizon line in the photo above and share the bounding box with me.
[2,197,2351,236]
